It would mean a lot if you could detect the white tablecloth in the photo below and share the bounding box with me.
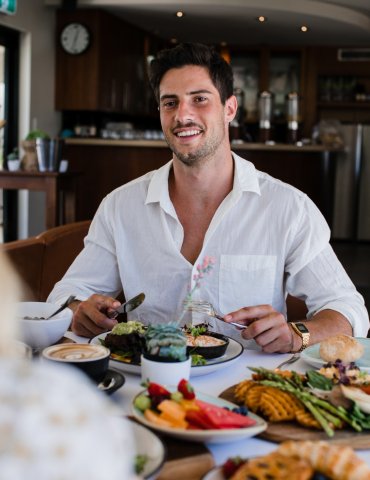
[66,332,370,467]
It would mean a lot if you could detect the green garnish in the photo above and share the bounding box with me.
[135,454,148,474]
[307,370,333,391]
[191,354,207,366]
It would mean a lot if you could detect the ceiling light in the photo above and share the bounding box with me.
[170,38,178,44]
[175,11,184,18]
[257,16,267,23]
[300,25,309,32]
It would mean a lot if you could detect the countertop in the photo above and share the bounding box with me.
[65,137,343,153]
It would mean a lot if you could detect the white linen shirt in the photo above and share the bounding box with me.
[48,153,369,345]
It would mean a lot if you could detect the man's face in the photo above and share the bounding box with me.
[158,65,236,166]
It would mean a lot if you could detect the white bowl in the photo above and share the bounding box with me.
[17,302,72,349]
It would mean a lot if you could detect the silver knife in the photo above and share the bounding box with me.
[109,292,145,320]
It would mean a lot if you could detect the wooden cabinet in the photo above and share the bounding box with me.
[229,45,370,138]
[55,9,149,115]
[228,46,308,140]
[305,47,370,133]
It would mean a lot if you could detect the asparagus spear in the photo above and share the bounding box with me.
[249,367,362,435]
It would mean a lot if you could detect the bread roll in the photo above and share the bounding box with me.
[319,334,364,363]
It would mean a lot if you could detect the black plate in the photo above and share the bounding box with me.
[96,368,125,395]
[186,332,230,359]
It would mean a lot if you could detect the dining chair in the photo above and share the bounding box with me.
[2,220,91,301]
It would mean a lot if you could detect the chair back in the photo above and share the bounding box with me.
[37,221,91,301]
[2,220,91,301]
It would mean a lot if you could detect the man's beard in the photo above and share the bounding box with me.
[164,122,225,167]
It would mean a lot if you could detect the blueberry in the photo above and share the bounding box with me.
[232,406,249,416]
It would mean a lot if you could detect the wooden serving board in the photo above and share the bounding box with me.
[156,435,214,480]
[220,385,370,449]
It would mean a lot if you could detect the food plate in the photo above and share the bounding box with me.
[90,332,243,377]
[301,337,370,371]
[129,420,166,479]
[201,466,224,480]
[132,390,267,444]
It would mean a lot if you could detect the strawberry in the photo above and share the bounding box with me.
[146,382,171,398]
[143,382,171,408]
[177,379,195,400]
[222,457,247,479]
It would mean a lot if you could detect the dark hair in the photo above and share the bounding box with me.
[149,42,234,105]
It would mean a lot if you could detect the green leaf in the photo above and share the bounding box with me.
[307,370,333,391]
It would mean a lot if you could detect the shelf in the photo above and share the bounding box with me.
[317,101,370,109]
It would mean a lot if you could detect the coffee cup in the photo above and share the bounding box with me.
[42,344,110,382]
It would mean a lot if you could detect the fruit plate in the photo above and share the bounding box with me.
[90,332,243,377]
[131,390,267,444]
[201,466,224,480]
[301,337,370,371]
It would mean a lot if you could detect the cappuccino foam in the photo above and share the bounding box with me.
[43,344,109,362]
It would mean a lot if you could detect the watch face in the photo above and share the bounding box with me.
[295,323,309,334]
[60,23,90,55]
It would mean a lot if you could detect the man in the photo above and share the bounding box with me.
[49,43,368,353]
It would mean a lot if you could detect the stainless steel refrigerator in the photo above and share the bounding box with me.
[332,124,370,241]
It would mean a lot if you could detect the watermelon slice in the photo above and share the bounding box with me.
[195,400,256,429]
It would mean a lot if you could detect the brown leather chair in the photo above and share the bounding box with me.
[2,220,91,301]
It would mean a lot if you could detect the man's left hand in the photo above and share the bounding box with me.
[224,305,295,353]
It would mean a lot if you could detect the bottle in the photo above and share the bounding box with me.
[258,91,273,143]
[286,92,300,144]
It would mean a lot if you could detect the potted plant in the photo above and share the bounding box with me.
[141,323,191,385]
[21,130,50,171]
[6,148,20,171]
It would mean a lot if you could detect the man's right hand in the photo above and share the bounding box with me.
[68,294,121,338]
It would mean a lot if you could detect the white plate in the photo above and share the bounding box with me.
[201,467,224,480]
[301,337,370,371]
[90,332,243,377]
[132,390,267,444]
[129,420,166,479]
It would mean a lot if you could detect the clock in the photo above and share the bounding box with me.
[60,22,91,55]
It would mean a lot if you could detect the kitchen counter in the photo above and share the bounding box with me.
[66,137,341,153]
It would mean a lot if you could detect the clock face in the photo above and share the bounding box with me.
[60,23,91,55]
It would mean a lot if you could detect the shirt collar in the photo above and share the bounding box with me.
[232,152,261,196]
[145,152,261,206]
[145,159,173,210]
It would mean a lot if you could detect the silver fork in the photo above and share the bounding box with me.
[275,353,300,370]
[184,300,247,329]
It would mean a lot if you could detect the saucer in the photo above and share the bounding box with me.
[96,369,125,395]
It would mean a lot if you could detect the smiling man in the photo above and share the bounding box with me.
[48,43,369,353]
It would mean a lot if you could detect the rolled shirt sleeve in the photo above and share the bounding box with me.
[285,196,369,338]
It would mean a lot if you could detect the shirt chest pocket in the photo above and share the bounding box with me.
[219,255,277,314]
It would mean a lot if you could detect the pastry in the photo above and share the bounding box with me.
[229,451,313,480]
[277,440,370,480]
[319,334,364,363]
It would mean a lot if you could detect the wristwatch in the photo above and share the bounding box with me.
[290,322,310,352]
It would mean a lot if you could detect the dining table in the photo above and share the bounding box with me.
[65,331,370,478]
